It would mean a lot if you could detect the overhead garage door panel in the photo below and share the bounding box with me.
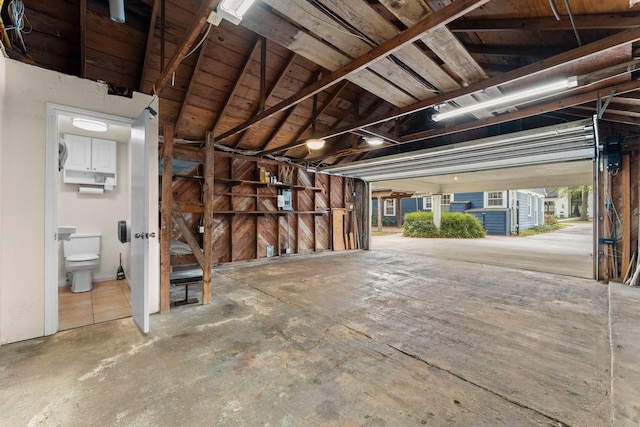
[323,120,595,182]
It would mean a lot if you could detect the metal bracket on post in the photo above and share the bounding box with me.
[597,90,616,119]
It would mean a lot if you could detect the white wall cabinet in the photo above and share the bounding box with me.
[63,134,117,186]
[91,138,117,173]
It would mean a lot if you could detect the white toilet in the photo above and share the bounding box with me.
[63,233,101,293]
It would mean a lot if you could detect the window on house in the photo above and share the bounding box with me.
[384,199,396,217]
[422,196,432,210]
[528,194,533,216]
[423,195,452,211]
[485,191,506,208]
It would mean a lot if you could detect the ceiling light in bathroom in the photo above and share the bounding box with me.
[72,118,108,132]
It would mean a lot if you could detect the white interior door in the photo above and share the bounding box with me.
[130,111,151,333]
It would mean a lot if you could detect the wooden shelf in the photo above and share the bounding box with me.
[215,178,321,192]
[214,178,242,186]
[292,185,323,192]
[213,210,329,215]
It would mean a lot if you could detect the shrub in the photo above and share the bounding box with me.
[371,215,397,227]
[403,212,485,238]
[544,214,559,226]
[440,212,486,238]
[403,212,439,237]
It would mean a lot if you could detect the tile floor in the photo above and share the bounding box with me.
[58,279,131,331]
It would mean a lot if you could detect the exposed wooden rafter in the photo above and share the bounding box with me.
[309,78,640,162]
[260,80,350,155]
[232,52,298,149]
[307,27,640,146]
[139,0,160,92]
[214,0,490,144]
[213,35,261,137]
[448,13,640,32]
[154,0,219,94]
[175,38,211,136]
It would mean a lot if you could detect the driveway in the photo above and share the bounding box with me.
[372,222,594,278]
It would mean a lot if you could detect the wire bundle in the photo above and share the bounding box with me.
[4,0,31,53]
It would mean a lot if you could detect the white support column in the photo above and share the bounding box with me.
[377,196,383,231]
[433,194,442,229]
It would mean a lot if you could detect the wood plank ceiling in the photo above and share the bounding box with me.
[7,0,640,167]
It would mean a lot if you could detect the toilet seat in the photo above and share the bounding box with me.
[66,254,98,262]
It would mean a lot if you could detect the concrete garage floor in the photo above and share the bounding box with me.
[373,222,594,279]
[2,227,640,426]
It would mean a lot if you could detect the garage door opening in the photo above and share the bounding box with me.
[324,120,597,279]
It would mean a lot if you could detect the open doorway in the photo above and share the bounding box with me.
[45,104,141,335]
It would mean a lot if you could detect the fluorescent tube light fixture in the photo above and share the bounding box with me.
[306,138,326,150]
[432,76,578,122]
[215,0,256,25]
[365,136,384,146]
[72,118,108,132]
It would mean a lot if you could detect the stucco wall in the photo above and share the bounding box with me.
[0,55,5,345]
[0,58,159,344]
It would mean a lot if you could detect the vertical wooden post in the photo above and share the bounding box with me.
[396,196,402,227]
[160,122,174,313]
[621,153,631,279]
[202,132,215,304]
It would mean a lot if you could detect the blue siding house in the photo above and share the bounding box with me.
[373,189,546,235]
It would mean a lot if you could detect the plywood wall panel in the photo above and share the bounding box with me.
[257,215,278,258]
[233,216,257,260]
[168,150,364,265]
[279,215,297,254]
[213,215,232,264]
[298,214,315,254]
[330,175,345,209]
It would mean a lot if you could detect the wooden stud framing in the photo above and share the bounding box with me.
[160,122,174,313]
[202,132,215,304]
[621,153,631,279]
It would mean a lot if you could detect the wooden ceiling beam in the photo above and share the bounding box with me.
[607,96,640,107]
[262,0,436,102]
[309,27,640,145]
[448,13,640,32]
[466,44,566,58]
[260,80,349,156]
[573,104,640,118]
[232,49,297,149]
[313,79,640,162]
[212,35,261,138]
[80,0,86,78]
[153,0,219,94]
[175,38,210,136]
[379,0,488,85]
[235,53,297,149]
[213,0,489,144]
[302,97,391,161]
[139,0,159,92]
[401,79,640,143]
[259,37,267,113]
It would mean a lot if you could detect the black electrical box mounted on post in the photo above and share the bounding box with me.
[604,135,622,172]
